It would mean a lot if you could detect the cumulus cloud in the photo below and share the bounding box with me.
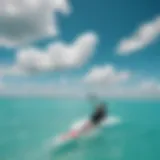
[0,0,71,46]
[83,65,130,86]
[0,77,160,98]
[0,32,98,75]
[105,80,160,98]
[117,16,160,55]
[0,65,26,76]
[139,80,160,95]
[0,76,4,89]
[0,81,87,97]
[82,80,160,98]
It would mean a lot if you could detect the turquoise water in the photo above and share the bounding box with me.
[0,97,160,160]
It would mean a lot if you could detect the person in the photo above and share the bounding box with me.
[90,102,107,126]
[79,101,108,134]
[87,94,108,125]
[69,101,108,138]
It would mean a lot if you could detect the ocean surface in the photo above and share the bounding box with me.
[0,97,160,160]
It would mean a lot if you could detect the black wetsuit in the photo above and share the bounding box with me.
[91,107,107,125]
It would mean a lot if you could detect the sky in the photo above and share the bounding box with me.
[0,0,160,98]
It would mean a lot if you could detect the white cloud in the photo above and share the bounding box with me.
[117,16,160,55]
[1,32,98,75]
[0,0,71,46]
[0,81,87,97]
[81,80,160,98]
[0,76,4,89]
[139,80,160,95]
[0,78,160,98]
[0,65,26,76]
[83,65,130,86]
[105,80,160,98]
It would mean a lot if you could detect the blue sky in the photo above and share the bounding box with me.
[0,0,160,97]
